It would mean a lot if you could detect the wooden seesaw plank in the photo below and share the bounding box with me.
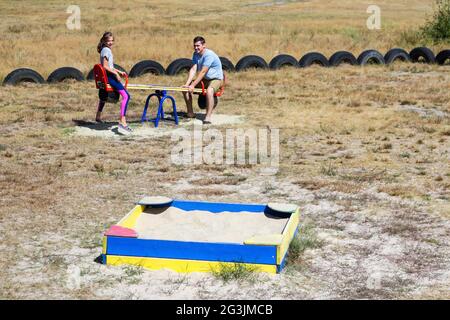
[127,84,203,93]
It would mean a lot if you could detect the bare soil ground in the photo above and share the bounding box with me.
[0,64,449,299]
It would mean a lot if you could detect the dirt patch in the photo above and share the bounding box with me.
[397,105,448,119]
[73,114,245,139]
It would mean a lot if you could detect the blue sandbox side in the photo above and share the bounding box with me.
[106,236,277,265]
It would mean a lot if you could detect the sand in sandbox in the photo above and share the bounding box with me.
[134,206,289,243]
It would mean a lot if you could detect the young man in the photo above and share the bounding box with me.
[182,36,223,124]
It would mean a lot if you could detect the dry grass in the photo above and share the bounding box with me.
[0,0,449,300]
[1,63,448,299]
[0,0,449,81]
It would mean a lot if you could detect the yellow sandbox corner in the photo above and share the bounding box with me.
[244,234,283,246]
[117,204,145,229]
[277,208,300,264]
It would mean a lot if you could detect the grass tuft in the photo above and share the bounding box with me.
[320,162,338,177]
[286,223,323,270]
[211,262,257,283]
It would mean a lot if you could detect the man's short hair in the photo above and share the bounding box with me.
[193,36,205,44]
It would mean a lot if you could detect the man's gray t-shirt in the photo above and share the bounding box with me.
[192,49,223,80]
[100,47,114,69]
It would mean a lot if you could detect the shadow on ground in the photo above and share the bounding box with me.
[72,112,207,131]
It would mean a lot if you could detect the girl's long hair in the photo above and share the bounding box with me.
[97,32,113,53]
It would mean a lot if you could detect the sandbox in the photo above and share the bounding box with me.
[101,199,300,273]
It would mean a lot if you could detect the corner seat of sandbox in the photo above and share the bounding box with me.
[244,234,283,246]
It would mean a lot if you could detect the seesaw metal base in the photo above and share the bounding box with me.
[140,90,179,128]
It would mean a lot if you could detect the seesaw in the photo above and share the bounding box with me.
[93,64,224,127]
[127,83,204,93]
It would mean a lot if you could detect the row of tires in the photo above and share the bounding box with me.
[2,47,449,86]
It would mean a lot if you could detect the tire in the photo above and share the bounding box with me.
[357,50,385,65]
[436,49,450,65]
[409,47,435,64]
[384,48,411,64]
[219,57,235,72]
[298,52,329,67]
[197,95,218,109]
[235,55,268,71]
[328,51,357,66]
[113,64,127,74]
[87,64,128,80]
[129,60,165,78]
[99,89,120,104]
[3,68,45,85]
[47,67,84,83]
[269,54,299,69]
[166,58,193,76]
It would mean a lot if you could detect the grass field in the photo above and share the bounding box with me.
[0,0,449,299]
[0,0,449,80]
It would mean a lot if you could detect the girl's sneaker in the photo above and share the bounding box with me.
[118,123,133,135]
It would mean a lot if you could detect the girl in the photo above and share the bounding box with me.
[95,31,132,133]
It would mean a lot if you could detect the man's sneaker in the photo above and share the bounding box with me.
[118,123,133,135]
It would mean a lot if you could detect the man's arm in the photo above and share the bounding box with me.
[190,66,209,89]
[190,53,214,90]
[184,64,198,86]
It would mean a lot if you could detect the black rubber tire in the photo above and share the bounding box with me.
[47,67,84,83]
[269,54,299,69]
[235,55,268,71]
[436,49,450,65]
[409,47,436,64]
[166,58,193,76]
[384,48,411,64]
[87,64,128,80]
[197,95,218,109]
[219,57,235,72]
[3,68,45,85]
[357,50,385,65]
[328,51,357,66]
[298,52,329,67]
[99,89,120,104]
[129,60,165,77]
